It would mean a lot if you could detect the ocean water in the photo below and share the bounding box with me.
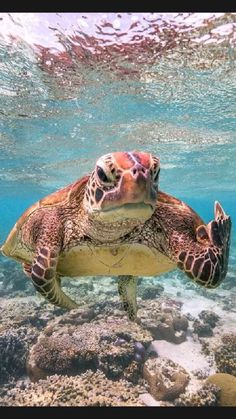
[0,13,236,407]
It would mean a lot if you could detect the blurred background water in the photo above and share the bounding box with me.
[0,12,235,285]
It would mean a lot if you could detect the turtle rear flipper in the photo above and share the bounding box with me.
[118,275,138,321]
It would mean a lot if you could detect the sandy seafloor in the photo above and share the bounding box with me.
[0,260,235,407]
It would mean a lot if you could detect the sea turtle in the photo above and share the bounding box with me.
[1,151,231,321]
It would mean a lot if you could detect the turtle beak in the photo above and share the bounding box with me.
[101,165,157,212]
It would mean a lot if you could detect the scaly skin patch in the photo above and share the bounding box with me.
[118,275,138,321]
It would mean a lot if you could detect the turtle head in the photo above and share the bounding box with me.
[83,151,160,222]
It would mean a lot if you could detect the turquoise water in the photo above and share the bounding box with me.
[0,13,236,406]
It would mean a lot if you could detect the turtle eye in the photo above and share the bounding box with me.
[96,166,109,183]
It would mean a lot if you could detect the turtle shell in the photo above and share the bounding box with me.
[1,175,89,258]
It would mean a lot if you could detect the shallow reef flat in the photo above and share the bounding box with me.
[0,371,146,407]
[0,272,236,407]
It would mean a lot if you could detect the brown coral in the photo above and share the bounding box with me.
[198,310,220,328]
[27,316,152,382]
[138,299,188,344]
[143,357,189,401]
[0,371,145,406]
[175,383,220,406]
[193,310,220,338]
[214,333,236,376]
[0,329,28,384]
[206,373,236,407]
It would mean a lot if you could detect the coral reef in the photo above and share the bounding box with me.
[192,367,211,379]
[0,297,63,332]
[222,291,236,311]
[206,373,236,406]
[0,296,98,338]
[214,333,236,376]
[45,306,96,329]
[123,361,143,385]
[133,341,146,363]
[138,284,164,300]
[11,325,39,348]
[138,299,188,344]
[143,357,189,401]
[1,270,235,407]
[0,371,145,406]
[93,297,126,321]
[66,278,95,296]
[198,310,220,328]
[221,333,236,348]
[0,377,29,400]
[192,320,213,337]
[175,383,220,406]
[193,310,220,338]
[27,316,152,382]
[0,329,28,384]
[0,260,34,297]
[62,276,118,308]
[172,315,189,331]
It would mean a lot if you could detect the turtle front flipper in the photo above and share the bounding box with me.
[118,275,138,321]
[30,246,78,310]
[23,262,32,278]
[177,201,231,288]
